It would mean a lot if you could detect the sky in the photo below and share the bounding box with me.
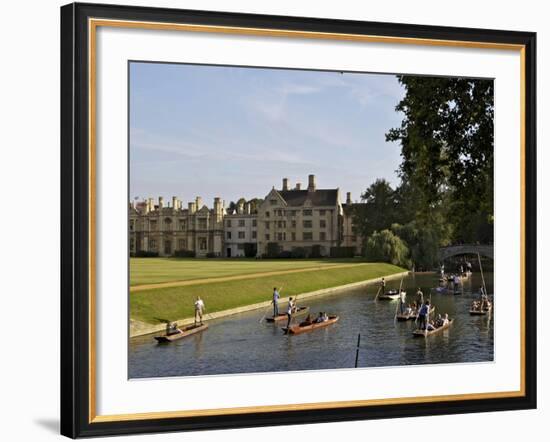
[130,62,406,207]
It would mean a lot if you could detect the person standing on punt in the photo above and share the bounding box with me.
[399,289,406,314]
[380,277,386,293]
[286,297,295,329]
[194,296,205,326]
[272,287,281,317]
[418,299,430,330]
[416,288,424,309]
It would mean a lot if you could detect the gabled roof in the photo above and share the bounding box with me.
[278,189,339,207]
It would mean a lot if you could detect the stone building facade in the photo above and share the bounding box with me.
[129,195,224,257]
[256,175,342,257]
[341,192,364,255]
[129,174,362,258]
[224,200,258,257]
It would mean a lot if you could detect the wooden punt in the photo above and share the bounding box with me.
[469,304,492,316]
[412,319,453,337]
[154,323,208,342]
[266,306,309,322]
[378,289,401,300]
[283,315,339,335]
[396,306,434,321]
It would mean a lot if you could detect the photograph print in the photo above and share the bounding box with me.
[128,61,494,379]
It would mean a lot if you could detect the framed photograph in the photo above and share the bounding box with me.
[60,2,537,438]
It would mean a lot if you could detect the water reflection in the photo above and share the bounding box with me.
[129,273,494,378]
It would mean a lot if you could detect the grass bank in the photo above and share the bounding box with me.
[130,257,370,286]
[131,262,405,324]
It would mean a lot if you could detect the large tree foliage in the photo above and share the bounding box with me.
[353,179,399,239]
[364,230,410,268]
[386,76,494,243]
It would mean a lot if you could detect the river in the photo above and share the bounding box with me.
[129,272,494,378]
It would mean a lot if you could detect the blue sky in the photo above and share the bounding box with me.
[130,62,405,206]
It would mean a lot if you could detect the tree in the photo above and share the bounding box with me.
[364,230,410,268]
[353,179,398,240]
[386,76,494,243]
[391,222,440,270]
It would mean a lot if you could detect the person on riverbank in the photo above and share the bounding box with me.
[380,278,386,293]
[417,300,430,330]
[286,297,295,328]
[194,296,205,325]
[272,287,281,317]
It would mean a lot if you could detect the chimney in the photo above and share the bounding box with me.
[295,182,302,190]
[147,198,154,213]
[245,202,251,214]
[308,174,316,192]
[188,201,196,214]
[237,200,244,214]
[214,197,222,211]
[172,196,178,210]
[158,197,164,209]
[282,178,289,191]
[346,192,352,205]
[195,196,203,210]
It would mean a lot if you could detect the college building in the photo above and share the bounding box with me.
[129,175,363,258]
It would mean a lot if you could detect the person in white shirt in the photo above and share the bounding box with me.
[286,297,295,328]
[399,289,406,314]
[194,296,205,325]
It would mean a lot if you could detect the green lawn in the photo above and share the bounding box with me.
[130,257,371,286]
[130,262,405,324]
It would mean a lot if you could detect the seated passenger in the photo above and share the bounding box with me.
[435,314,444,327]
[442,313,450,326]
[314,312,325,323]
[427,321,436,331]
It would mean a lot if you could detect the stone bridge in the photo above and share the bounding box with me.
[439,244,493,261]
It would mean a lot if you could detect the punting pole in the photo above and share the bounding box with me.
[354,334,361,368]
[477,253,488,296]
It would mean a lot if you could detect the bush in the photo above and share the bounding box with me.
[278,250,293,259]
[174,249,196,258]
[364,230,410,268]
[243,242,257,258]
[310,244,323,258]
[391,222,440,269]
[291,247,308,259]
[330,247,355,258]
[134,250,159,257]
[206,252,217,258]
[266,242,281,258]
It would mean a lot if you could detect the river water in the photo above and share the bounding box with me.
[129,272,493,379]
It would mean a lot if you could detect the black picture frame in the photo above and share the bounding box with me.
[60,2,537,438]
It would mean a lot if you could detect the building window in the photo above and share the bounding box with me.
[291,220,297,228]
[290,210,296,217]
[303,220,312,228]
[265,221,270,229]
[130,221,134,231]
[291,232,296,241]
[265,234,270,241]
[226,220,232,227]
[198,218,207,230]
[130,238,134,250]
[303,232,313,241]
[238,231,245,239]
[265,211,270,217]
[180,219,186,230]
[227,232,232,240]
[320,232,327,241]
[150,220,157,231]
[199,238,207,250]
[164,218,172,231]
[319,209,326,216]
[277,232,284,241]
[278,220,286,228]
[303,209,312,216]
[320,219,326,228]
[276,209,284,216]
[150,239,156,250]
[178,239,186,250]
[238,219,245,227]
[252,231,257,239]
[270,199,277,205]
[252,219,257,227]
